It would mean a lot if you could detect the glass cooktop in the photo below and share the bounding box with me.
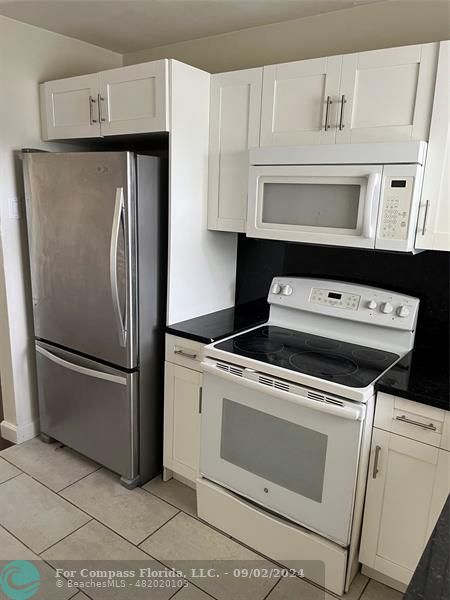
[214,325,400,388]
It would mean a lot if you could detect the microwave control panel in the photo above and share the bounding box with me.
[379,176,414,240]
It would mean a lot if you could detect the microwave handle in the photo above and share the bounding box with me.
[362,173,380,239]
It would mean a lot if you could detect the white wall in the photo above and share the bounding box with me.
[124,0,449,72]
[0,16,122,443]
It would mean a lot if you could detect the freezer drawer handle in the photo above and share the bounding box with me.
[36,346,127,385]
[110,187,127,348]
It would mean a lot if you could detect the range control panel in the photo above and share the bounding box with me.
[311,288,360,310]
[268,277,420,331]
[379,176,413,240]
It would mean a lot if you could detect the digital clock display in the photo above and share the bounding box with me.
[328,292,342,299]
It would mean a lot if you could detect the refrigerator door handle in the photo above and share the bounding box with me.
[110,187,127,348]
[36,345,127,385]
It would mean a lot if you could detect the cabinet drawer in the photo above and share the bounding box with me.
[375,392,446,448]
[165,334,204,371]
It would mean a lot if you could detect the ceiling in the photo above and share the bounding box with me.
[0,0,380,54]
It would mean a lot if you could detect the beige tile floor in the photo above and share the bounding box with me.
[0,439,404,600]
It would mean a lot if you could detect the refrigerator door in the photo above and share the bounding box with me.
[23,152,137,369]
[36,341,138,483]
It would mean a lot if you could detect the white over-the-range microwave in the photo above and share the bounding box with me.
[247,142,428,252]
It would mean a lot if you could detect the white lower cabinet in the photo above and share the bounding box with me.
[163,362,202,484]
[360,394,450,586]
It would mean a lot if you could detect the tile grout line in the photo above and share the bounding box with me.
[137,510,181,548]
[38,518,95,556]
[0,449,102,495]
[0,471,23,486]
[56,465,103,494]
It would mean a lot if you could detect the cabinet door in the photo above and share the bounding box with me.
[164,362,202,483]
[415,41,450,251]
[208,68,262,232]
[40,74,100,140]
[260,56,341,146]
[98,60,169,136]
[360,429,442,585]
[337,44,438,144]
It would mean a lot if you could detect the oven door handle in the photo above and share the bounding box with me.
[202,363,365,421]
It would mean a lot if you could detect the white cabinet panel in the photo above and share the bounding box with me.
[164,361,202,484]
[260,56,342,146]
[415,41,450,251]
[98,60,169,135]
[208,68,262,232]
[337,44,438,144]
[40,74,100,140]
[360,428,450,585]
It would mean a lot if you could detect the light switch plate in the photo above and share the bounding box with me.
[8,197,21,219]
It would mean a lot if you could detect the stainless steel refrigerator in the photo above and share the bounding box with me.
[23,151,166,488]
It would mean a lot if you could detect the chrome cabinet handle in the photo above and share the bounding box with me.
[98,93,106,122]
[339,94,347,130]
[372,445,381,479]
[421,200,430,235]
[174,349,198,360]
[198,387,203,414]
[395,415,437,431]
[89,95,98,125]
[324,96,333,131]
[110,187,127,348]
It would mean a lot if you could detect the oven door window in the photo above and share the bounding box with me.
[261,181,361,230]
[221,399,328,503]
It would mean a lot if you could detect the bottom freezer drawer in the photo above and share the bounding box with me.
[36,342,138,479]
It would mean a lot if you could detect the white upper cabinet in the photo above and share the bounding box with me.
[415,41,450,251]
[40,60,169,140]
[98,60,169,136]
[259,43,438,148]
[208,68,262,232]
[337,44,438,144]
[260,56,342,146]
[40,73,101,139]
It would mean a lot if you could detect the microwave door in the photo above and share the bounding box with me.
[247,165,382,249]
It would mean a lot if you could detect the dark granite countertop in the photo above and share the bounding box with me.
[376,342,449,411]
[166,299,269,345]
[405,495,449,600]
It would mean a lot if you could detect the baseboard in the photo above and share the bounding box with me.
[361,565,408,593]
[1,419,39,444]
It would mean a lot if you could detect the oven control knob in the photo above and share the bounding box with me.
[271,283,281,295]
[281,284,293,296]
[381,302,394,314]
[367,300,377,310]
[397,305,410,318]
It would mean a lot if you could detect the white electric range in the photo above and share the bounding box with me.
[197,277,419,594]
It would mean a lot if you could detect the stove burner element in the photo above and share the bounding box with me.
[234,338,284,355]
[352,348,389,362]
[289,351,359,378]
[305,338,341,351]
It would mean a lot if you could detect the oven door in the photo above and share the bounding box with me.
[247,165,382,248]
[200,364,366,546]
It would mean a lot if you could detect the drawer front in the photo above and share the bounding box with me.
[375,392,445,448]
[165,334,204,371]
[36,342,137,479]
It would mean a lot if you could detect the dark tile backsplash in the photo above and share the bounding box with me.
[235,235,450,348]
